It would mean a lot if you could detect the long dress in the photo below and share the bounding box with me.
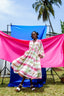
[11,39,45,79]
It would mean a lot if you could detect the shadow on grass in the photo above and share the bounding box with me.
[0,83,9,87]
[0,83,49,93]
[0,78,64,93]
[0,84,49,93]
[15,86,49,93]
[46,78,64,85]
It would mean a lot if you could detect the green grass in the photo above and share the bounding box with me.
[0,67,64,96]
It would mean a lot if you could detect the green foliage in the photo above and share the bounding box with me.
[60,20,64,33]
[32,0,62,21]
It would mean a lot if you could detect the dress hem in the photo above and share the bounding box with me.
[11,66,42,79]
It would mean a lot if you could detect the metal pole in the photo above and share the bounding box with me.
[7,25,9,34]
[1,24,10,84]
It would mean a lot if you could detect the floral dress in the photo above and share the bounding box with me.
[11,39,45,79]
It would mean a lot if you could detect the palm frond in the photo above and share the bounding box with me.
[43,6,49,21]
[56,0,62,5]
[48,4,55,16]
[35,3,42,12]
[38,6,44,20]
[32,1,39,8]
[38,11,42,20]
[50,0,62,5]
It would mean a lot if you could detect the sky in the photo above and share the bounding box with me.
[0,0,64,33]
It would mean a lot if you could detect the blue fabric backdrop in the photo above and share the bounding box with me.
[8,25,47,88]
[11,25,47,40]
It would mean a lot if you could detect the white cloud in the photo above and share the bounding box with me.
[0,0,23,16]
[0,0,38,21]
[0,0,13,14]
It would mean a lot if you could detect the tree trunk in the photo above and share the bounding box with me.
[48,16,54,32]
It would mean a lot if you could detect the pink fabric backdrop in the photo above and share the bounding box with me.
[0,31,64,68]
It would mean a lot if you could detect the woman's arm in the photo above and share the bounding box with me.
[38,40,45,58]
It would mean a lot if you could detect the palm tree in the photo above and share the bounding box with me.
[32,0,62,33]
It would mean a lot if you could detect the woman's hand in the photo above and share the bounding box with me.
[38,54,43,58]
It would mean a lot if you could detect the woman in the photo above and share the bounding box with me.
[11,31,45,92]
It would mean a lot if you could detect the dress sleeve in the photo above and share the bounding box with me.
[24,41,31,55]
[38,40,45,57]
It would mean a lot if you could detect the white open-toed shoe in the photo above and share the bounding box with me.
[16,87,21,92]
[16,84,22,92]
[30,85,35,91]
